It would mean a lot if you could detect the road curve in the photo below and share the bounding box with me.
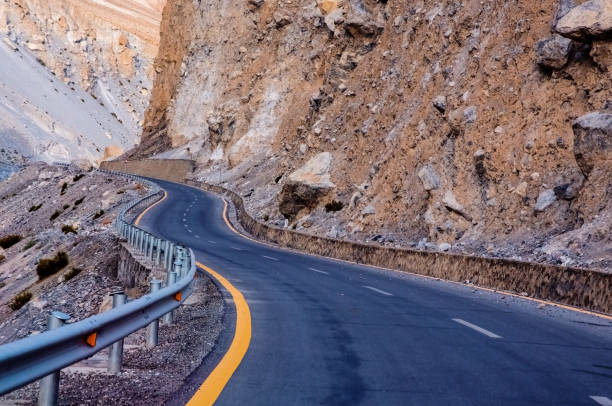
[137,178,612,406]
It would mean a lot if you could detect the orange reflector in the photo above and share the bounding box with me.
[194,273,197,279]
[85,333,97,347]
[175,292,182,302]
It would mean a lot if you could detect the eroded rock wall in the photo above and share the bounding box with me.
[140,0,611,270]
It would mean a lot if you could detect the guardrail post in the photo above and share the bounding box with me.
[155,238,162,265]
[140,231,146,254]
[147,235,154,259]
[162,240,168,268]
[108,291,127,374]
[146,280,162,347]
[38,311,70,406]
[162,271,177,324]
[137,231,143,253]
[166,243,175,270]
[181,250,189,279]
[175,247,184,279]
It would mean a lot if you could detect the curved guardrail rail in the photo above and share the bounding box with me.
[0,166,196,402]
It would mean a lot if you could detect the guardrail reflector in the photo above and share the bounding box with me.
[174,292,182,302]
[85,333,97,347]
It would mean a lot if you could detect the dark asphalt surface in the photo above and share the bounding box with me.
[138,179,612,406]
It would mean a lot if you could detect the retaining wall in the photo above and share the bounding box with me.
[186,179,612,315]
[117,243,165,288]
[100,159,194,183]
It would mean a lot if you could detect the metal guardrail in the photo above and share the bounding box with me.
[0,165,196,403]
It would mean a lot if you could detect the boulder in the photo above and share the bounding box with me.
[572,112,612,177]
[442,190,471,220]
[438,243,451,252]
[417,164,440,191]
[535,34,573,70]
[433,95,447,113]
[535,189,557,211]
[514,181,528,197]
[553,183,580,200]
[362,205,376,216]
[554,0,576,25]
[463,106,478,123]
[273,12,292,28]
[278,152,336,219]
[345,15,384,37]
[248,0,264,7]
[555,0,612,41]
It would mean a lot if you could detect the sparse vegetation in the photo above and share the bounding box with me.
[61,224,77,234]
[50,210,62,221]
[0,254,4,262]
[60,182,68,195]
[0,234,23,249]
[263,215,270,222]
[36,251,69,279]
[28,204,43,212]
[63,204,70,210]
[22,240,37,251]
[117,190,124,194]
[93,209,105,220]
[73,197,85,207]
[64,267,82,281]
[9,290,32,311]
[73,173,85,182]
[325,200,344,212]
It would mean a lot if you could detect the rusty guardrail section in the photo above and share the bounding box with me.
[186,179,612,315]
[0,166,196,404]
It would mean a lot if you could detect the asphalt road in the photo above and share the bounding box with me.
[138,179,612,406]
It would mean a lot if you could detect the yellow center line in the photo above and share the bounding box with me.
[134,188,252,404]
[135,190,167,225]
[188,262,252,406]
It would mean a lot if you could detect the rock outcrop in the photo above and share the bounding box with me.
[555,0,612,40]
[535,34,573,69]
[278,152,335,219]
[136,0,612,270]
[572,111,612,177]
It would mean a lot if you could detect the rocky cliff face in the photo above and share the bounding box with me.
[140,0,611,270]
[0,0,165,163]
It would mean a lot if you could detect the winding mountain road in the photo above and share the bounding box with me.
[137,178,612,406]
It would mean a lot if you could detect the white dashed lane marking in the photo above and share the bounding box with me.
[363,285,393,296]
[263,255,279,261]
[591,396,612,406]
[452,319,502,339]
[309,267,329,275]
[208,240,217,244]
[231,246,243,251]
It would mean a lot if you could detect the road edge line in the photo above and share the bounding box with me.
[187,262,252,406]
